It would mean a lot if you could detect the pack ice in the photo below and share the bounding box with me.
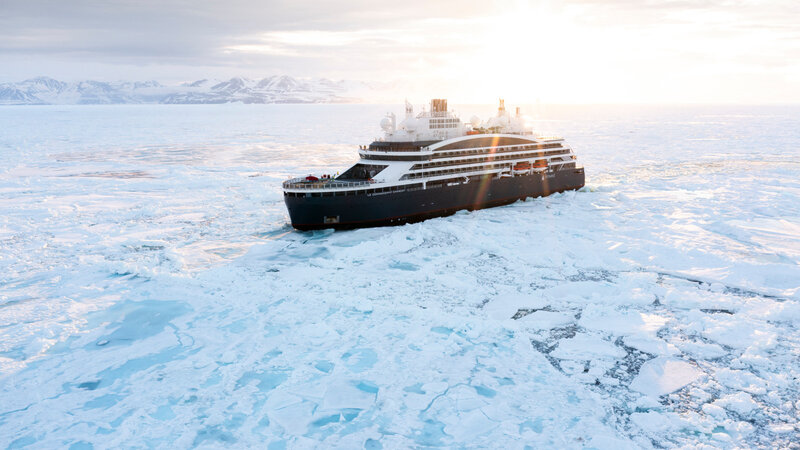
[0,104,799,448]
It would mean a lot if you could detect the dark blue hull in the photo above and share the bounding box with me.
[284,168,585,230]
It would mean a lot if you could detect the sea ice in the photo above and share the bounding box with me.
[551,333,626,360]
[1,104,799,447]
[630,357,703,398]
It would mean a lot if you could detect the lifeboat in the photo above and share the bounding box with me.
[305,175,319,181]
[513,162,532,171]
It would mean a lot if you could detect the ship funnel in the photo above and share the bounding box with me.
[431,98,448,116]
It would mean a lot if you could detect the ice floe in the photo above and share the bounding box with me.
[1,104,799,447]
[630,357,703,398]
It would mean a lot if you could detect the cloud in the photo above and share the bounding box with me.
[1,0,798,102]
[0,0,483,57]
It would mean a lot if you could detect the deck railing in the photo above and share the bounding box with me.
[282,178,381,190]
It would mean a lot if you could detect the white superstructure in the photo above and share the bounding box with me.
[284,99,580,194]
[380,98,529,142]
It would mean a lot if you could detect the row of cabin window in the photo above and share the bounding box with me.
[361,154,431,162]
[404,159,571,180]
[412,151,551,170]
[363,142,562,156]
[360,144,567,163]
[432,143,563,159]
[429,119,460,129]
[368,147,421,152]
[366,141,438,152]
[400,162,515,180]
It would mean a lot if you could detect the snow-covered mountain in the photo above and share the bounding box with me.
[161,76,365,104]
[0,76,368,105]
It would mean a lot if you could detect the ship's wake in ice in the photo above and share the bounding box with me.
[1,104,798,448]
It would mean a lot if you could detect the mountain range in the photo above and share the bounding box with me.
[0,76,369,105]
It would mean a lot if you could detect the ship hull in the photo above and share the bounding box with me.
[284,168,585,230]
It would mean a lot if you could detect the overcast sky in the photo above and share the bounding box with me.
[2,0,799,103]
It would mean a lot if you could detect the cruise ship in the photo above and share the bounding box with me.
[283,99,585,230]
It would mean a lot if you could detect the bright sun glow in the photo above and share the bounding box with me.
[410,6,639,104]
[216,2,799,104]
[464,9,592,103]
[394,3,799,104]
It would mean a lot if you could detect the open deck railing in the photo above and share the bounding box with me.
[282,178,380,190]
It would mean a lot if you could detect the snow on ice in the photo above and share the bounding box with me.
[630,358,703,398]
[0,104,799,448]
